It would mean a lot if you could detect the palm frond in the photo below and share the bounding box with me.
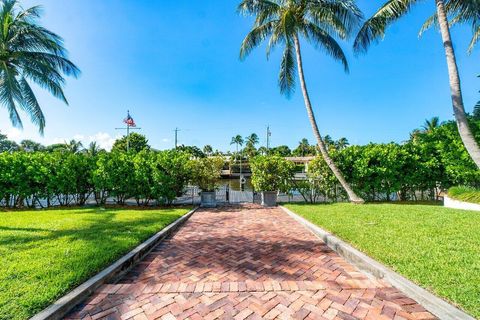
[19,76,45,134]
[278,40,296,97]
[237,0,280,16]
[0,65,23,128]
[240,21,276,59]
[306,0,363,39]
[354,0,419,54]
[304,22,349,72]
[0,0,79,132]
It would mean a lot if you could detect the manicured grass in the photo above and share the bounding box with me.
[285,203,480,318]
[448,186,480,204]
[0,207,190,320]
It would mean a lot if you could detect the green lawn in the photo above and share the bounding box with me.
[0,207,190,320]
[285,203,480,318]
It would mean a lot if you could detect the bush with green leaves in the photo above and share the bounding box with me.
[190,156,224,192]
[448,186,480,204]
[250,155,295,192]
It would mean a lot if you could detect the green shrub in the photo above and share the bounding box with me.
[190,157,224,192]
[448,186,480,204]
[250,155,295,192]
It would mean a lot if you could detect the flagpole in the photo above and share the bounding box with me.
[127,124,130,152]
[115,110,141,153]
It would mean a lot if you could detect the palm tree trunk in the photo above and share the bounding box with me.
[435,0,480,168]
[293,34,364,204]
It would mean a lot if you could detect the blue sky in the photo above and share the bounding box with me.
[0,0,479,151]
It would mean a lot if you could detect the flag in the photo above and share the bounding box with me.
[123,111,136,127]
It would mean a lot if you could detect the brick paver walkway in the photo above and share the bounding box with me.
[66,205,436,320]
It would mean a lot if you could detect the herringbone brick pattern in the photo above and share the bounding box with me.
[65,205,437,320]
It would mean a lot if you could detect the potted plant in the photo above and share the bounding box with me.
[191,156,224,207]
[250,155,295,207]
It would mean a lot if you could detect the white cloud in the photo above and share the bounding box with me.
[4,127,23,140]
[161,138,170,143]
[48,132,120,151]
[88,132,118,151]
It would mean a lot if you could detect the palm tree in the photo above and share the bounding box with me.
[294,138,311,156]
[422,116,441,133]
[421,0,480,54]
[246,133,259,146]
[238,0,365,203]
[203,144,213,156]
[65,139,83,153]
[335,137,350,150]
[86,141,102,156]
[0,0,79,134]
[354,0,480,169]
[231,134,245,176]
[323,135,335,150]
[230,135,244,154]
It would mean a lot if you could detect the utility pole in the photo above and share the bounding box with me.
[174,127,180,148]
[266,125,271,153]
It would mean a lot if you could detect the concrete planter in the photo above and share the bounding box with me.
[200,191,217,208]
[444,195,480,212]
[261,191,278,207]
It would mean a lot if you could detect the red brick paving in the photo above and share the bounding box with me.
[65,205,437,320]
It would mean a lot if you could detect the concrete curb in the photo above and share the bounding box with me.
[279,206,475,320]
[444,195,480,212]
[31,207,199,320]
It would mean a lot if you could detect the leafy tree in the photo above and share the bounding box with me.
[112,133,150,153]
[45,143,67,153]
[355,0,480,169]
[176,145,205,158]
[153,150,192,204]
[270,145,292,157]
[19,139,44,152]
[238,0,365,203]
[250,155,295,192]
[190,156,224,191]
[0,132,18,152]
[0,0,79,133]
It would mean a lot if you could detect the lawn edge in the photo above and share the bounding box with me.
[279,205,475,320]
[30,206,199,320]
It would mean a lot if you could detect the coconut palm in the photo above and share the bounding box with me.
[0,0,79,134]
[230,135,244,154]
[65,139,83,153]
[421,0,480,53]
[86,141,102,156]
[246,133,259,146]
[203,144,213,156]
[354,0,480,169]
[335,137,350,150]
[422,116,441,133]
[294,138,311,156]
[238,0,365,203]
